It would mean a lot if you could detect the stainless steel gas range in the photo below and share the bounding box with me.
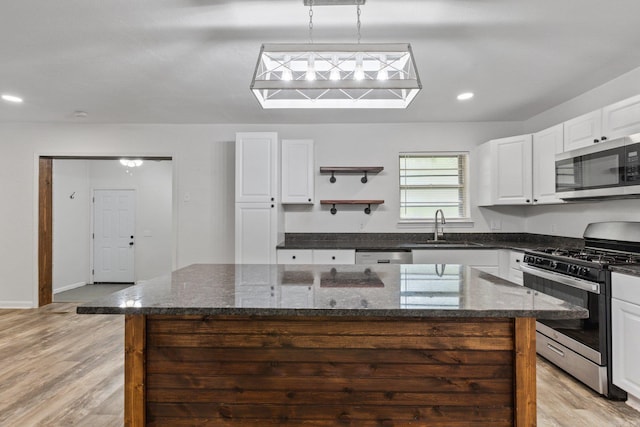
[522,222,640,400]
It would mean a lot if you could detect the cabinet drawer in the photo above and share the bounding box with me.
[313,250,355,264]
[277,250,313,264]
[612,272,640,305]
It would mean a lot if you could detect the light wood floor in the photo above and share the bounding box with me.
[1,304,639,426]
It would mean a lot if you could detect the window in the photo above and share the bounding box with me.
[399,152,469,220]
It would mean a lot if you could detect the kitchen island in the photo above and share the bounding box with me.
[78,263,587,426]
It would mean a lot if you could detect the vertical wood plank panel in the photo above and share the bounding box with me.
[515,317,536,427]
[145,316,517,425]
[38,157,53,307]
[125,315,146,427]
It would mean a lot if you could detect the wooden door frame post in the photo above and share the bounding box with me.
[38,157,53,307]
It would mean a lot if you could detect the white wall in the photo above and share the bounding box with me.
[89,160,173,283]
[0,124,236,308]
[52,159,91,293]
[279,122,524,233]
[524,65,640,133]
[53,159,173,292]
[0,121,520,308]
[522,65,640,238]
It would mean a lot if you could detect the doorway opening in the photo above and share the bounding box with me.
[38,156,172,306]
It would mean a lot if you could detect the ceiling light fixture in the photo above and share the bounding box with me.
[1,94,24,103]
[457,92,474,101]
[250,0,421,109]
[120,159,143,168]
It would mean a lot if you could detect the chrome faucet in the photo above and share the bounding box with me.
[434,209,446,241]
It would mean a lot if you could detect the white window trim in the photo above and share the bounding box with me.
[398,151,471,224]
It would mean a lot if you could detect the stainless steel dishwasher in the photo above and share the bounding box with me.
[355,250,413,264]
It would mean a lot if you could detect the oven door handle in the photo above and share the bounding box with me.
[520,264,601,294]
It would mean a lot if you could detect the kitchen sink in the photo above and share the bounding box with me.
[398,241,484,248]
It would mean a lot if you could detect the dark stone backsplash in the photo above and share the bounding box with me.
[281,232,584,250]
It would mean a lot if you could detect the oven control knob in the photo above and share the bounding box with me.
[569,265,579,273]
[535,257,543,264]
[578,267,590,276]
[550,261,558,269]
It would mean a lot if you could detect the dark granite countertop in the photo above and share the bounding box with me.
[77,263,587,320]
[610,265,640,277]
[277,232,584,252]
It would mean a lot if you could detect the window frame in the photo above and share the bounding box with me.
[398,151,471,223]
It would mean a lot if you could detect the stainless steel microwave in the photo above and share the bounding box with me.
[555,133,640,200]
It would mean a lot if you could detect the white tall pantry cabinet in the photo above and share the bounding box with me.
[235,132,284,264]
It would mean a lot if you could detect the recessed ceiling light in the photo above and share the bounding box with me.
[1,94,23,103]
[457,92,474,101]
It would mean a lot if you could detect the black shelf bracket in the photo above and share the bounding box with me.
[364,204,371,214]
[330,204,337,215]
[329,171,336,183]
[361,171,368,183]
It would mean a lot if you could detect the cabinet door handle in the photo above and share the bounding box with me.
[593,139,600,143]
[271,204,274,208]
[332,256,336,260]
[601,136,608,141]
[271,197,274,201]
[292,255,296,260]
[526,199,531,203]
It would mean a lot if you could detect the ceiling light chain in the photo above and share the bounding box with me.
[356,4,362,44]
[308,0,314,44]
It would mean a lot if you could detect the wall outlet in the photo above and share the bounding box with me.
[490,219,502,230]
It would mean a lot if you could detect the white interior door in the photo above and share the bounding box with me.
[93,189,135,283]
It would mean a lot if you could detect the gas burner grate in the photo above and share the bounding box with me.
[532,247,640,265]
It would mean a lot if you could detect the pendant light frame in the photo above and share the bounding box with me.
[250,43,421,109]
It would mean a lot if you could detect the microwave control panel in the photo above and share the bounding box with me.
[626,143,640,183]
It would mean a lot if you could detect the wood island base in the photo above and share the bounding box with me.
[124,315,536,426]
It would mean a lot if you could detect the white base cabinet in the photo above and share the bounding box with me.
[498,250,524,285]
[612,272,640,399]
[277,249,355,265]
[235,203,279,264]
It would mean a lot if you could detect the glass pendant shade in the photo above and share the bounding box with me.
[250,43,421,109]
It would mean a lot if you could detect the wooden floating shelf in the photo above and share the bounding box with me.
[319,166,383,183]
[320,200,384,215]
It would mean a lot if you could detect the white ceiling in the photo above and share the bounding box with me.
[2,0,640,124]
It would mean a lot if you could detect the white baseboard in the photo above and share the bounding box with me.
[0,301,35,309]
[53,281,87,294]
[627,394,640,413]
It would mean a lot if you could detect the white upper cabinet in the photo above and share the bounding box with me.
[532,124,565,205]
[563,94,640,152]
[602,94,640,140]
[492,134,533,205]
[281,139,314,204]
[563,109,603,152]
[235,132,278,203]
